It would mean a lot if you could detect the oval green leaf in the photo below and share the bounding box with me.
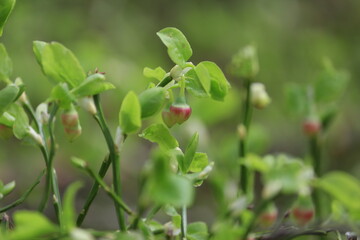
[139,123,178,150]
[196,61,230,101]
[0,84,19,116]
[119,91,141,134]
[0,44,12,82]
[33,41,86,88]
[71,73,115,98]
[157,27,192,67]
[0,0,15,37]
[138,87,165,118]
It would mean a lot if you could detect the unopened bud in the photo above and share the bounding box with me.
[61,107,82,141]
[28,127,44,146]
[36,103,50,124]
[303,117,321,136]
[250,83,271,109]
[231,45,259,78]
[78,97,97,115]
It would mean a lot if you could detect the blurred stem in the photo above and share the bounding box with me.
[181,205,187,239]
[77,154,111,226]
[145,205,162,222]
[309,135,325,221]
[239,78,253,196]
[0,170,45,213]
[93,94,126,231]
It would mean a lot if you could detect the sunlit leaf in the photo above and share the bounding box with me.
[182,132,199,173]
[143,67,166,81]
[119,91,141,134]
[0,43,12,82]
[157,27,192,67]
[189,153,208,173]
[62,182,82,232]
[196,61,230,101]
[0,84,19,116]
[0,0,15,37]
[315,171,360,215]
[139,123,178,150]
[71,73,115,98]
[187,222,209,240]
[10,211,59,240]
[33,41,86,87]
[138,87,165,118]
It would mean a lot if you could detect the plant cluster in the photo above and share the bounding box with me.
[1,1,360,240]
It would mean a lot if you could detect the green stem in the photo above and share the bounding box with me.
[93,95,126,231]
[0,170,45,213]
[309,135,324,221]
[239,78,253,195]
[76,154,111,226]
[181,205,187,239]
[83,164,134,215]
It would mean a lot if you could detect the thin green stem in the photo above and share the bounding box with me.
[309,135,324,221]
[181,205,187,239]
[0,170,45,213]
[93,95,126,231]
[239,78,253,195]
[83,165,134,215]
[76,154,111,226]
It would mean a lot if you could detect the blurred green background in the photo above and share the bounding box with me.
[1,0,360,229]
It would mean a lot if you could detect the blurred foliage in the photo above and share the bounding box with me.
[1,0,360,229]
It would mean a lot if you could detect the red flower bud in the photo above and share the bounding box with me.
[61,107,82,141]
[291,195,314,226]
[303,118,321,136]
[169,103,192,124]
[162,110,177,128]
[258,203,278,227]
[162,97,192,128]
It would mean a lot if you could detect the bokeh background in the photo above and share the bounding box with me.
[1,0,360,230]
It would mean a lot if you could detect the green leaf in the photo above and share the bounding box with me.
[33,41,47,67]
[189,152,208,173]
[0,43,12,82]
[119,91,141,134]
[139,123,178,150]
[196,61,230,101]
[71,73,115,98]
[0,0,15,37]
[0,84,19,116]
[10,211,59,240]
[182,132,199,173]
[12,104,29,139]
[143,67,166,81]
[62,182,82,232]
[185,69,209,98]
[1,180,15,196]
[314,61,349,104]
[33,41,86,87]
[157,27,192,67]
[138,87,166,118]
[187,222,209,240]
[144,150,194,207]
[315,172,360,213]
[48,83,76,109]
[147,173,193,207]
